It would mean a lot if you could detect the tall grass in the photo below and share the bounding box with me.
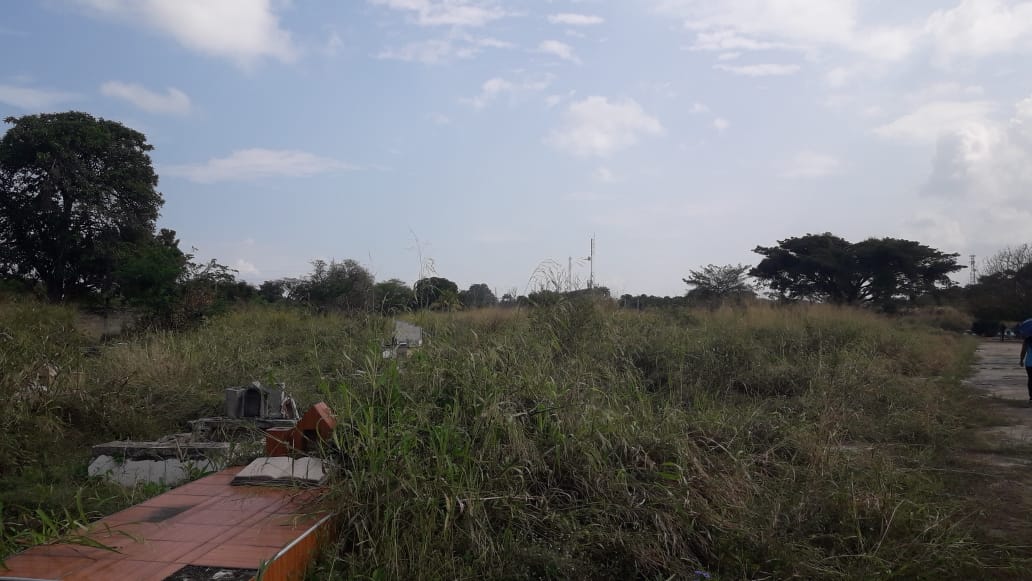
[0,297,1022,577]
[314,301,1012,579]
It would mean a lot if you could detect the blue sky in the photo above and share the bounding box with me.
[3,1,1032,296]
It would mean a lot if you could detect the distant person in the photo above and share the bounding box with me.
[1021,336,1032,404]
[1001,324,1007,342]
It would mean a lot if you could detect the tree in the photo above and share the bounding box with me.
[374,279,413,314]
[0,112,162,301]
[292,259,374,311]
[751,233,963,307]
[414,276,459,310]
[966,266,1032,322]
[259,280,288,303]
[981,244,1032,278]
[112,228,187,312]
[966,245,1032,322]
[459,283,497,309]
[683,264,754,305]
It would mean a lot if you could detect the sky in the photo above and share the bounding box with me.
[2,0,1032,297]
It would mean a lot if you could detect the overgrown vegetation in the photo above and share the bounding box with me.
[312,300,1022,579]
[2,295,1028,577]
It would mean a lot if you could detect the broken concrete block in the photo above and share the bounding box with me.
[297,403,337,447]
[266,427,301,457]
[88,455,219,487]
[88,439,229,487]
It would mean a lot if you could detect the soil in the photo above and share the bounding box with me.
[961,340,1032,545]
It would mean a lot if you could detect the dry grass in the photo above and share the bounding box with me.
[2,296,1026,578]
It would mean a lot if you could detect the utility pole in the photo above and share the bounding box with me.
[587,235,595,290]
[969,254,977,285]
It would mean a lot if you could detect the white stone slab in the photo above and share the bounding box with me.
[88,454,218,487]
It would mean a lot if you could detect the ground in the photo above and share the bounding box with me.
[963,339,1032,544]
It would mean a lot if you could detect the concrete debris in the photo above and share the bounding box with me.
[394,320,423,346]
[384,320,424,359]
[88,437,230,487]
[87,382,337,489]
[225,381,288,419]
[88,455,219,487]
[91,437,229,461]
[264,402,338,457]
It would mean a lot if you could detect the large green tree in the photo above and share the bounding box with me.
[683,264,754,305]
[0,112,162,301]
[291,259,375,311]
[414,276,459,310]
[458,283,497,309]
[112,228,187,313]
[751,233,963,307]
[374,278,414,314]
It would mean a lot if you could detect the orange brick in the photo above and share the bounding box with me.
[297,403,337,450]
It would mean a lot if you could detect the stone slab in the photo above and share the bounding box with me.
[231,457,326,486]
[88,455,220,487]
[91,440,230,461]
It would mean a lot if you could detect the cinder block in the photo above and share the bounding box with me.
[297,403,337,447]
[266,427,300,457]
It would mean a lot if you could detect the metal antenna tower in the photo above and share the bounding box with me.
[567,256,572,292]
[969,255,977,285]
[587,235,595,289]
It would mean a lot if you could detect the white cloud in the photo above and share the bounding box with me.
[712,117,730,131]
[907,95,1032,251]
[428,112,452,124]
[689,30,793,52]
[0,84,76,110]
[689,102,710,114]
[905,83,985,104]
[547,96,664,157]
[594,166,616,182]
[538,40,581,64]
[548,13,604,26]
[77,0,296,67]
[657,0,919,61]
[370,0,506,27]
[324,31,345,57]
[164,149,360,183]
[874,101,996,143]
[925,0,1032,66]
[780,151,841,178]
[100,81,191,115]
[234,259,260,276]
[378,34,511,64]
[462,75,551,109]
[662,0,1032,78]
[713,63,800,76]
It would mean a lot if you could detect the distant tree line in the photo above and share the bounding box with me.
[3,112,1027,332]
[258,264,500,315]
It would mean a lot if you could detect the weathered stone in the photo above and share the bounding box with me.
[87,455,219,487]
[91,439,230,461]
[231,456,326,486]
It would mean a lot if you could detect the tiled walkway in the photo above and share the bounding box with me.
[0,467,332,581]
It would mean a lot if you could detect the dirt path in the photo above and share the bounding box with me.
[963,340,1032,546]
[966,340,1032,455]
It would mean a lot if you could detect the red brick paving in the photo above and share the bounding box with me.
[0,467,332,581]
